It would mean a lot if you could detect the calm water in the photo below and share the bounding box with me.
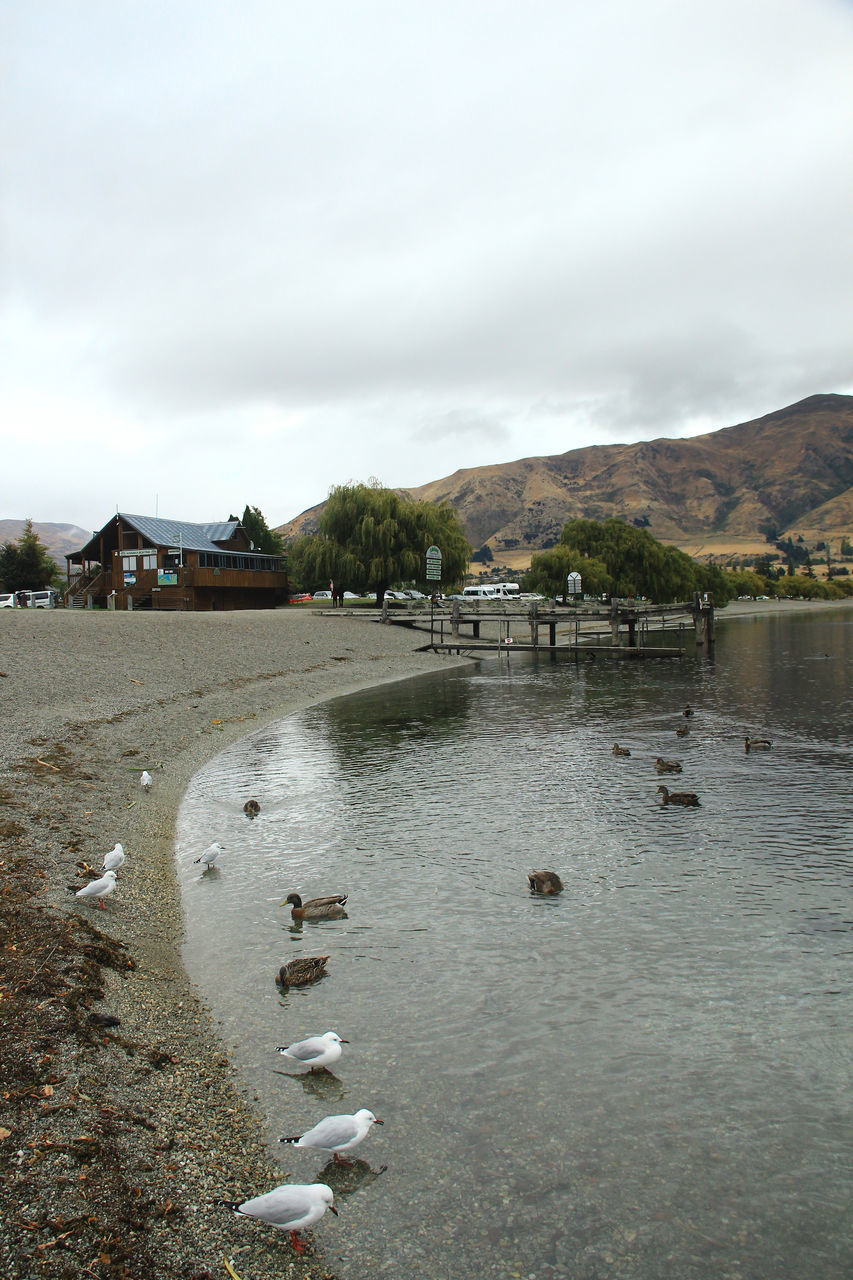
[177,609,853,1278]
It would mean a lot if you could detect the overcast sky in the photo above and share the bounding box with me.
[2,0,852,533]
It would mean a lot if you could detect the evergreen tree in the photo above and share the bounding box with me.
[240,505,284,556]
[0,520,59,592]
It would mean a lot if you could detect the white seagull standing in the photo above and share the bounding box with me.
[75,870,117,909]
[103,843,125,871]
[280,1109,383,1163]
[193,842,223,870]
[216,1182,336,1253]
[140,771,153,793]
[276,1031,347,1072]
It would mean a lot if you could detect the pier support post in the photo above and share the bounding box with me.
[451,600,460,639]
[610,600,620,646]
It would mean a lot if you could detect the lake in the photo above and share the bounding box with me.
[177,607,853,1278]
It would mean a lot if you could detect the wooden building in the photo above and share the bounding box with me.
[66,513,289,611]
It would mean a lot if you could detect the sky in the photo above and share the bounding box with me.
[2,0,852,534]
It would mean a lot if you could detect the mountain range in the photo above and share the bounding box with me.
[278,394,853,561]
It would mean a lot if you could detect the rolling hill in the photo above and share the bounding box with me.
[278,394,853,560]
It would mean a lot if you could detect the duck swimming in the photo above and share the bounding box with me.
[243,799,261,817]
[283,893,348,921]
[744,736,772,751]
[655,757,683,773]
[676,724,690,737]
[612,744,631,757]
[528,870,563,894]
[682,705,695,718]
[657,785,700,807]
[277,956,330,987]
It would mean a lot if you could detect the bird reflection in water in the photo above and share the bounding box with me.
[272,1068,347,1104]
[318,1157,387,1197]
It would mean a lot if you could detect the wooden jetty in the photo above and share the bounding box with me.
[382,593,716,659]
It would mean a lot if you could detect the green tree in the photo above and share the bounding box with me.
[522,546,612,601]
[241,505,284,557]
[556,518,730,603]
[288,481,470,602]
[0,520,59,592]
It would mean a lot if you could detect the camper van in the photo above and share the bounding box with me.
[461,583,520,602]
[491,582,520,600]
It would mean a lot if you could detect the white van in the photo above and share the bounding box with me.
[491,582,520,600]
[30,590,57,608]
[462,585,498,600]
[0,592,16,608]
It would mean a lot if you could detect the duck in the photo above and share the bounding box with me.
[277,955,330,987]
[655,757,683,774]
[283,892,348,921]
[243,799,261,817]
[675,724,690,737]
[528,870,563,894]
[656,784,700,807]
[276,1030,347,1072]
[682,704,695,717]
[744,736,772,751]
[612,744,631,757]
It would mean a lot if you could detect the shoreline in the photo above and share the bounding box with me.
[0,609,472,1279]
[1,596,849,1277]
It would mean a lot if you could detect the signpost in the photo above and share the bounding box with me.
[426,546,442,646]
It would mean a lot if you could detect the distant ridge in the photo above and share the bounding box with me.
[0,521,92,568]
[277,394,853,554]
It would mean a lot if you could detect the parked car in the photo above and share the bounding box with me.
[0,592,16,608]
[30,590,57,608]
[343,591,360,599]
[403,589,427,599]
[384,590,407,601]
[312,590,332,600]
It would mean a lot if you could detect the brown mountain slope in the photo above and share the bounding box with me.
[277,393,853,552]
[0,521,92,568]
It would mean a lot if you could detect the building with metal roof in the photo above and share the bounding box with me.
[66,512,288,611]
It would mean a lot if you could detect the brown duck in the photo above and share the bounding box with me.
[655,757,683,774]
[277,956,330,987]
[283,893,348,921]
[528,870,564,894]
[657,785,700,807]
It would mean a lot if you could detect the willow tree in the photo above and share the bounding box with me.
[288,481,470,602]
[556,518,734,604]
[522,546,612,601]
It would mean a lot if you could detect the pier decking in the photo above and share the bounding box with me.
[383,594,716,658]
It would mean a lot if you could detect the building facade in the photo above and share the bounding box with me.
[66,513,289,611]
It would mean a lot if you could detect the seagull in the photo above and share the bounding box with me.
[276,1031,347,1072]
[215,1182,336,1253]
[280,1109,383,1163]
[194,842,223,869]
[103,843,125,871]
[75,870,117,909]
[140,771,153,792]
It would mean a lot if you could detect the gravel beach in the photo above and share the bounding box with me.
[0,608,469,1280]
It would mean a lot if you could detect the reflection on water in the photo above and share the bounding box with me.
[177,609,853,1278]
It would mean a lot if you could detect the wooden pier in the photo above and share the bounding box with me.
[383,593,715,659]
